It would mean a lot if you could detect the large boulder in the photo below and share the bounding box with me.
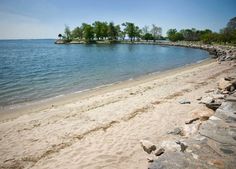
[218,78,236,92]
[218,78,232,91]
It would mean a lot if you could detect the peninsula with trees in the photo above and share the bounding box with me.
[56,17,236,45]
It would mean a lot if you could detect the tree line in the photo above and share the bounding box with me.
[59,17,236,44]
[59,22,163,42]
[167,17,236,44]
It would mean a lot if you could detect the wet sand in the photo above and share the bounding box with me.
[0,59,236,169]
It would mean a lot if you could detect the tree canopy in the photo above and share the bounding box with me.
[167,17,236,44]
[61,21,162,43]
[59,17,236,44]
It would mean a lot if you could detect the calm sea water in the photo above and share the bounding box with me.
[0,39,209,107]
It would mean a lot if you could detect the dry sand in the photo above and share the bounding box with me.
[0,59,236,169]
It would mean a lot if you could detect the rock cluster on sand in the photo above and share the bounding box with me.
[143,76,236,169]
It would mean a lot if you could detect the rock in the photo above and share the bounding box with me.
[222,90,229,94]
[140,140,156,154]
[167,127,182,135]
[199,116,210,121]
[205,102,221,111]
[224,77,235,81]
[214,101,236,123]
[54,39,65,44]
[209,48,217,55]
[218,78,232,91]
[229,84,235,92]
[207,159,224,168]
[209,116,221,121]
[200,117,236,146]
[185,117,200,124]
[160,140,181,152]
[205,89,215,93]
[225,95,236,102]
[179,99,191,104]
[182,122,201,137]
[155,148,165,156]
[147,157,154,163]
[200,96,213,104]
[148,152,189,169]
[212,94,225,99]
[176,141,188,152]
[190,108,214,118]
[196,96,202,101]
[191,153,199,160]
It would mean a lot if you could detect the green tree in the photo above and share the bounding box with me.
[119,30,126,41]
[200,32,219,44]
[101,22,109,40]
[92,21,103,40]
[72,27,83,39]
[64,25,72,42]
[135,26,142,41]
[81,23,94,41]
[167,29,177,41]
[142,33,153,41]
[123,22,137,41]
[108,22,118,40]
[167,29,184,42]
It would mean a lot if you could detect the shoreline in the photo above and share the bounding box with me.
[0,58,235,169]
[0,58,213,121]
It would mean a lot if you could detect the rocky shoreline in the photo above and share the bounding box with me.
[155,41,236,62]
[140,76,236,169]
[55,39,236,62]
[122,41,236,62]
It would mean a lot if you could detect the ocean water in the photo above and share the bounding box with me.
[0,39,209,107]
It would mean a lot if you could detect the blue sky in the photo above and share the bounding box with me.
[0,0,235,39]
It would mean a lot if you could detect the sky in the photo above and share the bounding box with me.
[0,0,235,39]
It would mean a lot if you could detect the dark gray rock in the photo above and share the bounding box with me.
[214,101,236,123]
[205,102,222,111]
[199,117,236,146]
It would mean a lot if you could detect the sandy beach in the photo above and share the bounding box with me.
[0,59,236,169]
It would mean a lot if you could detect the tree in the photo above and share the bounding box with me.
[101,22,109,40]
[81,23,94,41]
[200,32,219,44]
[167,29,177,41]
[115,25,121,40]
[123,22,138,41]
[180,28,202,41]
[92,21,103,40]
[142,25,149,35]
[142,33,153,41]
[72,27,83,39]
[64,25,72,42]
[119,30,126,41]
[227,17,236,30]
[167,29,184,42]
[135,26,142,40]
[108,22,119,40]
[151,24,162,42]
